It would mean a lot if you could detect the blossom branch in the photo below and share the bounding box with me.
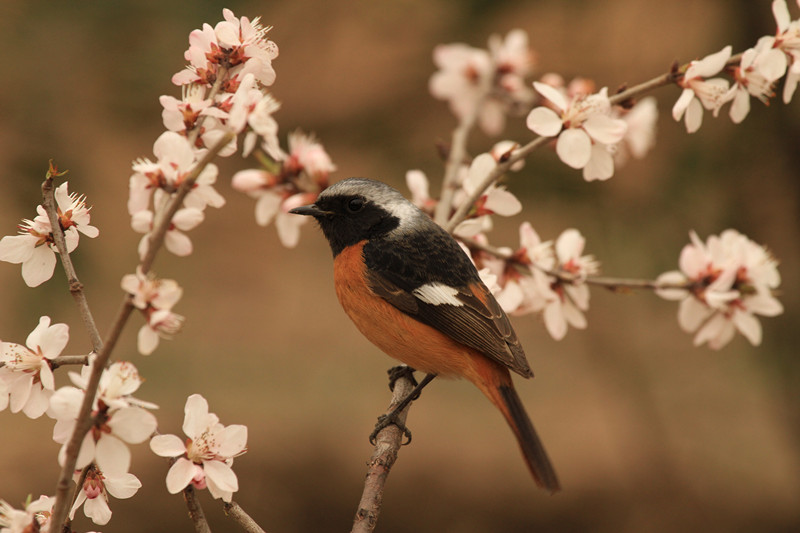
[351,372,417,533]
[49,133,235,531]
[41,176,103,353]
[223,501,266,533]
[444,53,747,233]
[461,236,692,292]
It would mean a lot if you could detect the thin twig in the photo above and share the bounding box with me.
[49,354,91,370]
[461,236,691,292]
[47,133,235,531]
[184,485,213,533]
[223,501,266,533]
[351,373,416,533]
[41,178,103,353]
[434,76,493,226]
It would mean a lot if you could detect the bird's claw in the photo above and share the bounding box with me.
[369,413,413,446]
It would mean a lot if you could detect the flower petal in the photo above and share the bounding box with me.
[555,128,592,169]
[203,460,239,492]
[95,434,132,475]
[21,245,57,287]
[108,407,158,444]
[526,107,563,137]
[150,434,188,457]
[166,458,197,494]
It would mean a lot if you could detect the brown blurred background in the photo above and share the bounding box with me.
[1,1,798,531]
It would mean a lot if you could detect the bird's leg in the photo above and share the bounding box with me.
[370,370,437,445]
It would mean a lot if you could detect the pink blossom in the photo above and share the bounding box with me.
[131,199,205,260]
[728,37,787,123]
[68,358,158,411]
[69,465,141,526]
[613,97,658,165]
[128,132,223,216]
[51,382,158,475]
[430,30,536,135]
[527,83,627,180]
[672,46,733,133]
[0,316,68,418]
[137,308,185,356]
[150,394,247,502]
[0,495,54,533]
[172,9,278,88]
[121,268,183,311]
[0,183,98,287]
[656,230,783,349]
[405,170,437,215]
[772,0,800,102]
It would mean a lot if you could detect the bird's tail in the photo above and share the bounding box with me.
[471,363,560,493]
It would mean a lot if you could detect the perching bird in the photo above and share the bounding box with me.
[290,177,560,492]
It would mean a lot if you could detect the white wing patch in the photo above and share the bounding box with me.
[412,282,464,307]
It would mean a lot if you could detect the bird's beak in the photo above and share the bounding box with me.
[288,204,331,217]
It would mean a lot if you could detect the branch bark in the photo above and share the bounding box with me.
[223,501,266,533]
[184,485,213,533]
[351,373,417,533]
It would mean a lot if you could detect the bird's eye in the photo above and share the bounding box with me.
[347,197,365,213]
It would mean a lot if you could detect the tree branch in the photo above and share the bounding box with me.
[351,373,417,533]
[184,485,213,533]
[223,501,266,533]
[41,177,103,353]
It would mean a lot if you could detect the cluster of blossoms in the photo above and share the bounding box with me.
[49,358,155,523]
[0,317,69,418]
[121,268,185,355]
[130,8,335,253]
[461,224,599,341]
[430,29,537,135]
[672,0,800,132]
[655,230,782,349]
[150,394,248,503]
[0,179,98,288]
[407,146,524,234]
[0,496,55,533]
[231,129,336,247]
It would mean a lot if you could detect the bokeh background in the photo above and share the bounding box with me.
[1,1,798,532]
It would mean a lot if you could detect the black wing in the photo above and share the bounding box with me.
[365,268,533,378]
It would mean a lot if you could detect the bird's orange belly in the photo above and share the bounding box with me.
[333,241,480,379]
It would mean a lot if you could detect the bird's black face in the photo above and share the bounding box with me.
[290,193,400,257]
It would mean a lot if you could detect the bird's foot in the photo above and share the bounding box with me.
[369,412,413,446]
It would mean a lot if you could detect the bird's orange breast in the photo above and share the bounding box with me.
[333,241,510,387]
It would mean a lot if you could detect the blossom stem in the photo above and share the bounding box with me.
[351,370,417,533]
[184,485,213,533]
[223,501,266,533]
[41,177,104,353]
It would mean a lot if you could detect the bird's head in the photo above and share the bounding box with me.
[289,178,429,256]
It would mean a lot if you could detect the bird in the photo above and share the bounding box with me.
[289,177,560,492]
